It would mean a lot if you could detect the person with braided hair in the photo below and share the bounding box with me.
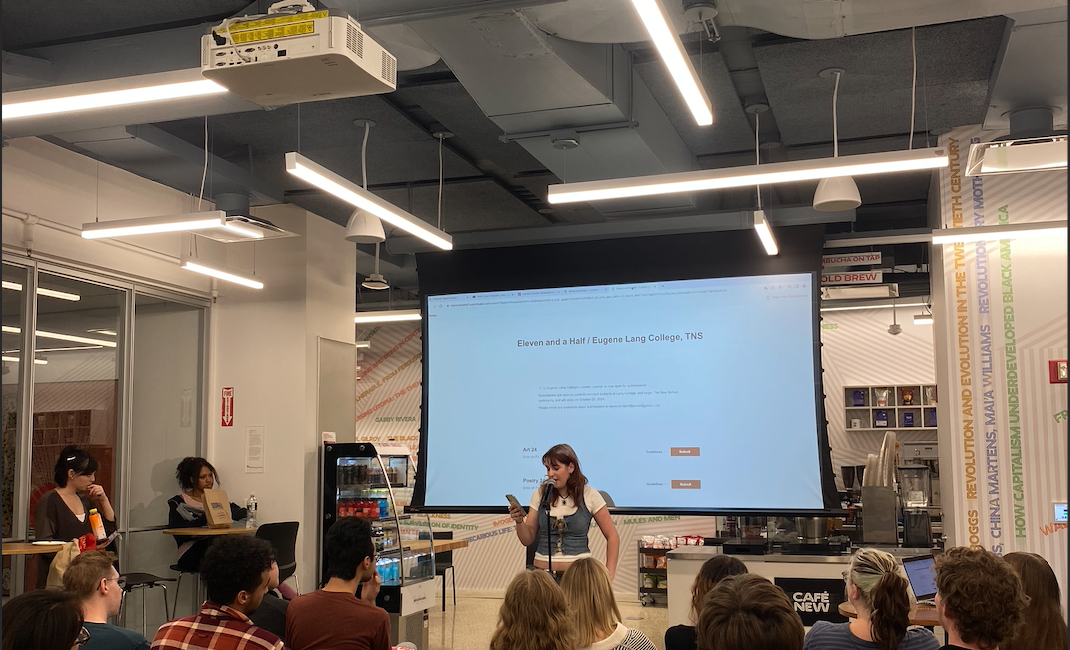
[804,548,939,650]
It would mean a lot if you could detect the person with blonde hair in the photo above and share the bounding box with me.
[804,548,938,650]
[560,558,656,650]
[665,555,747,650]
[63,550,151,650]
[1000,552,1067,650]
[489,569,576,650]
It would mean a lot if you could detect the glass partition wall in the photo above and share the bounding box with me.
[0,255,207,611]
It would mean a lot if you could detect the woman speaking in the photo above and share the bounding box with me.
[508,444,620,579]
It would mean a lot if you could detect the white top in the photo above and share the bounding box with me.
[579,623,657,650]
[528,484,606,564]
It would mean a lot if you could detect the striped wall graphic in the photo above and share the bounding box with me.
[354,324,422,454]
[937,125,1067,603]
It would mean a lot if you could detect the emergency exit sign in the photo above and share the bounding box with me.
[821,271,884,285]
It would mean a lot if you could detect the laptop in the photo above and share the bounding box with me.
[902,554,938,605]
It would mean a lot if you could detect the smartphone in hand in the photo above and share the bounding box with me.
[505,494,524,512]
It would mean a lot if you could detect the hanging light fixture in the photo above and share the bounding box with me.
[750,108,777,256]
[345,119,387,244]
[354,309,421,324]
[814,69,861,212]
[914,305,934,325]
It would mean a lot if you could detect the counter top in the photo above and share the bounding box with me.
[665,545,936,562]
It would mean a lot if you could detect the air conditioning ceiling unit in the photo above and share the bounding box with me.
[201,8,397,106]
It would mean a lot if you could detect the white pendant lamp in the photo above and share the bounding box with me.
[814,69,861,212]
[345,119,387,244]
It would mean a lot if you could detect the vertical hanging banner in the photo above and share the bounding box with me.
[221,387,235,427]
[937,126,1067,597]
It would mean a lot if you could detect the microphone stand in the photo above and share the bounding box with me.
[542,482,554,577]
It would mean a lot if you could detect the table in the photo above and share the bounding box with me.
[402,538,469,554]
[162,526,257,536]
[838,601,942,627]
[2,542,71,556]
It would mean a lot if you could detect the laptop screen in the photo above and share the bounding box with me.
[902,555,938,600]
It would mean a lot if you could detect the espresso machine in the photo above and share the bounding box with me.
[899,464,933,547]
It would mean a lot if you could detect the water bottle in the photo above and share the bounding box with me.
[246,494,257,529]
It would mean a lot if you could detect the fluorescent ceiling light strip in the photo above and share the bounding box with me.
[2,80,226,120]
[285,152,453,251]
[752,210,778,256]
[3,346,105,353]
[354,309,422,324]
[2,280,81,301]
[547,148,949,204]
[931,221,1067,244]
[1,325,117,347]
[1,356,47,365]
[181,256,264,289]
[222,221,265,239]
[820,301,926,312]
[630,0,712,126]
[354,341,372,349]
[914,314,934,325]
[82,211,226,239]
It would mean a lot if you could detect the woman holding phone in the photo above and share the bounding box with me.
[508,444,620,580]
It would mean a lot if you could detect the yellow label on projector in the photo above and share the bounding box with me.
[230,21,315,44]
[223,10,328,33]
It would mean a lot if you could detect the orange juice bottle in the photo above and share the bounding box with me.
[88,508,106,541]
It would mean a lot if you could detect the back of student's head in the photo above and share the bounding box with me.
[324,516,374,581]
[846,547,910,650]
[63,550,118,602]
[199,535,275,606]
[935,546,1027,649]
[490,569,575,650]
[1001,552,1067,650]
[2,589,83,650]
[696,574,804,650]
[691,555,747,623]
[559,557,621,646]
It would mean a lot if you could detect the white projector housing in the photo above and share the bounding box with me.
[965,136,1068,177]
[201,9,397,106]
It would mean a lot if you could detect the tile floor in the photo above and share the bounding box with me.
[426,594,669,650]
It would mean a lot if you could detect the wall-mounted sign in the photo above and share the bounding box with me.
[221,387,234,427]
[821,271,884,285]
[822,252,882,268]
[774,577,849,627]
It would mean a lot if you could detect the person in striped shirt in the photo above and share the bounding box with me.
[152,536,283,650]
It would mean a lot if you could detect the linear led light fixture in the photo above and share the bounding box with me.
[966,136,1067,176]
[547,147,949,204]
[752,209,778,256]
[630,0,712,126]
[2,280,80,301]
[180,255,264,289]
[1,325,117,347]
[913,313,934,325]
[286,152,453,251]
[931,221,1067,244]
[81,211,226,239]
[354,309,422,324]
[2,79,226,120]
[1,355,47,365]
[820,301,926,313]
[354,341,372,349]
[820,284,900,301]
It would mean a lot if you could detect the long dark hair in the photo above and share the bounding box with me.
[1001,552,1067,650]
[847,548,909,650]
[540,444,587,505]
[2,589,83,650]
[175,457,219,492]
[53,445,98,487]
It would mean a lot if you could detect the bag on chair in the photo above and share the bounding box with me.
[46,533,97,589]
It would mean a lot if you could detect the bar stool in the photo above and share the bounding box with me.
[118,572,174,634]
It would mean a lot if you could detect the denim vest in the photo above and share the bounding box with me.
[536,494,593,557]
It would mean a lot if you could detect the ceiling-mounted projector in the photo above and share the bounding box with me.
[201,5,397,106]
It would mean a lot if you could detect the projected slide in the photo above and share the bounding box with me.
[422,273,824,511]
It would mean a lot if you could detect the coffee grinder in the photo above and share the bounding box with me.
[899,464,933,547]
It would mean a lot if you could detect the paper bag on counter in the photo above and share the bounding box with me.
[203,489,233,528]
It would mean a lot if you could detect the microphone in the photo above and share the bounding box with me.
[541,479,556,507]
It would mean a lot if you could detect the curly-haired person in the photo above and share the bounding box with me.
[934,547,1028,650]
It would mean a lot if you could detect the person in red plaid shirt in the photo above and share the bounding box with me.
[152,535,284,650]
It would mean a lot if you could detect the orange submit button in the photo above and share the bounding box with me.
[671,480,701,489]
[670,447,701,456]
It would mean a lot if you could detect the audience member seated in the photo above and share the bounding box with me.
[248,560,288,644]
[489,569,576,650]
[561,557,657,650]
[151,535,283,650]
[285,517,389,650]
[2,588,86,650]
[696,573,804,650]
[804,547,938,650]
[168,457,247,572]
[665,555,747,650]
[64,550,150,650]
[1000,552,1067,650]
[934,547,1027,650]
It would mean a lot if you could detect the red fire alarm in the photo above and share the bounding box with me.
[1050,360,1068,383]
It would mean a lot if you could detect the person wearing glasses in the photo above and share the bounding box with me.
[63,550,150,650]
[2,588,89,650]
[285,516,389,650]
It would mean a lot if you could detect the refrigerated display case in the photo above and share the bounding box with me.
[320,442,434,647]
